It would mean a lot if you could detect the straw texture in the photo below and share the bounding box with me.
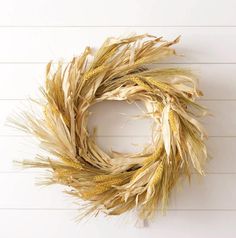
[12,34,208,222]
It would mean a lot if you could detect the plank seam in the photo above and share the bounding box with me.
[1,25,236,28]
[0,208,236,211]
[0,62,236,65]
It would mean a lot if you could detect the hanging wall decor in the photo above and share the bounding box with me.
[13,34,208,221]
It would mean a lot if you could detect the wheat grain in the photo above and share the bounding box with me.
[169,110,178,133]
[84,65,106,81]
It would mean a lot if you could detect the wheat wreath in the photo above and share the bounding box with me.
[13,34,208,221]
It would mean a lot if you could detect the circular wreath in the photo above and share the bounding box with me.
[16,34,208,221]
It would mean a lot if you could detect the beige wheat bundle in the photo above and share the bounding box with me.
[13,34,208,221]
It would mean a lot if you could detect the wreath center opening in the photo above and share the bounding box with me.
[87,100,154,155]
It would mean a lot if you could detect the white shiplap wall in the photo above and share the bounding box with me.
[0,0,236,237]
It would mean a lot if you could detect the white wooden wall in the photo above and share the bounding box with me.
[0,0,236,237]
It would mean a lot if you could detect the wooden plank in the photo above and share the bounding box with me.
[0,209,235,237]
[0,0,235,26]
[0,173,235,210]
[0,64,236,100]
[0,136,235,173]
[1,100,235,136]
[0,27,235,63]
